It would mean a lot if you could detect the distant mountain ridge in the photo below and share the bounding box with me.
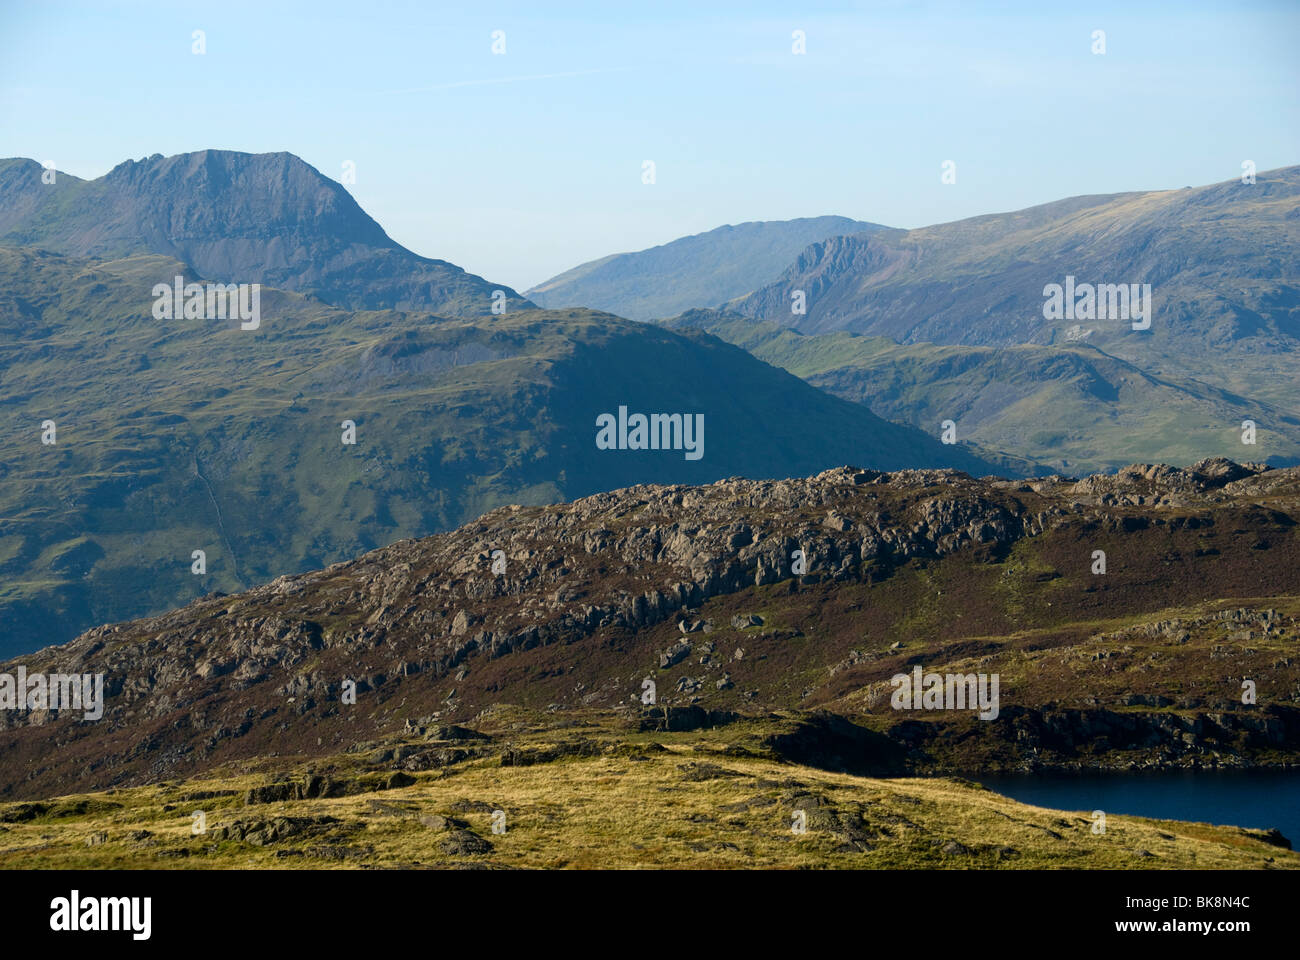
[533,168,1300,419]
[0,150,533,315]
[730,168,1300,368]
[527,215,887,320]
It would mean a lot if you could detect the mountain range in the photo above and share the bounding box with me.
[7,151,1300,651]
[525,215,884,320]
[0,174,1003,656]
[729,170,1300,362]
[527,167,1300,472]
[2,149,1299,871]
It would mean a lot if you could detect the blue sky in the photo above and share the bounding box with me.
[2,0,1298,290]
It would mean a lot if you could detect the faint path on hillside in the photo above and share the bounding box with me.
[192,448,246,590]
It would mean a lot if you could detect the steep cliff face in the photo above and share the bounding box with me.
[0,150,532,313]
[1,458,1297,798]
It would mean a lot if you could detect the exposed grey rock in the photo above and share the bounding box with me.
[440,830,492,855]
[660,641,691,668]
[419,814,469,831]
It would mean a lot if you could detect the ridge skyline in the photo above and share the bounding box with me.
[8,149,1297,294]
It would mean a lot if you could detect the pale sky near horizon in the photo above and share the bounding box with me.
[2,0,1298,291]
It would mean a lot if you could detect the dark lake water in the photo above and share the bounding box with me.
[975,769,1300,846]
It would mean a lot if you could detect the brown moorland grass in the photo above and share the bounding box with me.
[1,734,1293,871]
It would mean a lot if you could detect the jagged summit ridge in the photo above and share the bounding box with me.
[0,149,533,313]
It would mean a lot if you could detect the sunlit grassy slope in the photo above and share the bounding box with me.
[2,712,1293,870]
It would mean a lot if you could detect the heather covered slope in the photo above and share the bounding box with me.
[0,151,533,314]
[2,458,1297,802]
[0,245,1003,655]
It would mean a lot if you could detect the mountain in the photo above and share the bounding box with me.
[0,150,533,314]
[526,216,886,320]
[2,458,1297,807]
[667,311,1300,474]
[729,168,1300,405]
[0,245,1007,657]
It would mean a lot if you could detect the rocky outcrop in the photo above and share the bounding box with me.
[0,459,1295,797]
